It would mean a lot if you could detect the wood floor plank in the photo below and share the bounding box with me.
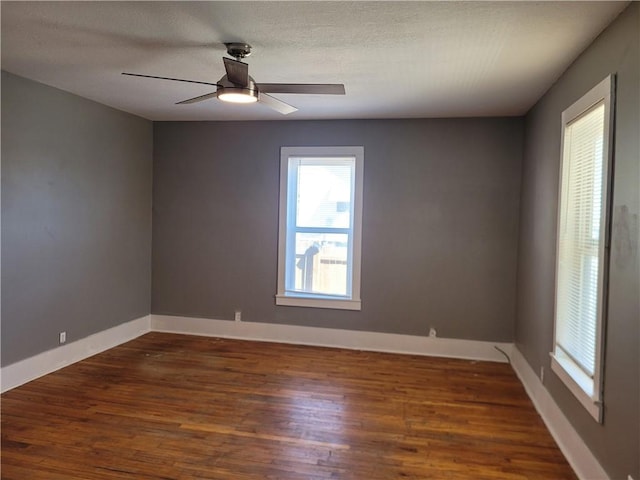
[1,332,576,479]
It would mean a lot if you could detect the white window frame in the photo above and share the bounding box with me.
[276,146,363,311]
[551,75,614,423]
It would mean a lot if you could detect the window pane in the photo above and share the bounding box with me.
[292,232,348,296]
[296,163,352,228]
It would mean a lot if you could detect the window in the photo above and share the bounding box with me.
[276,146,364,310]
[551,75,614,422]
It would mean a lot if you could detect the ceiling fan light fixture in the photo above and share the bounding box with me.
[217,87,258,104]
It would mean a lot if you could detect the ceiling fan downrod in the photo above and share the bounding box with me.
[225,42,252,61]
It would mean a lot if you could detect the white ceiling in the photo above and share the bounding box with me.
[1,1,628,121]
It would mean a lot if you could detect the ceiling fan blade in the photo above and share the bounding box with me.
[256,83,345,95]
[259,93,298,115]
[122,72,219,87]
[176,91,218,105]
[223,57,249,86]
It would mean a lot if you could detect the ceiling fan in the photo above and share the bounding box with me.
[122,43,345,115]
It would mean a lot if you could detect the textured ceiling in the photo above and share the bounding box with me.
[0,1,629,121]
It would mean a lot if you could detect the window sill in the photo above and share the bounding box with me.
[275,294,361,311]
[550,352,602,422]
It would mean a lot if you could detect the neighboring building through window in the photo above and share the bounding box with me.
[552,75,614,422]
[277,146,363,310]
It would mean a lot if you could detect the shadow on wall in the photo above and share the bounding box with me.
[613,205,639,268]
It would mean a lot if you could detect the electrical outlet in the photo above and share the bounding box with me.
[234,311,242,322]
[59,331,67,344]
[429,327,437,338]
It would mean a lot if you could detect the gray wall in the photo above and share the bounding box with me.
[152,118,523,342]
[515,4,639,479]
[1,72,153,366]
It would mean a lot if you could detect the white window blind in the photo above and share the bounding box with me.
[552,75,613,423]
[556,103,605,377]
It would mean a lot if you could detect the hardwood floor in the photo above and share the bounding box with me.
[1,332,576,479]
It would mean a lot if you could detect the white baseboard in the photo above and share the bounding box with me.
[509,346,608,480]
[0,315,151,393]
[150,314,512,363]
[1,314,510,394]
